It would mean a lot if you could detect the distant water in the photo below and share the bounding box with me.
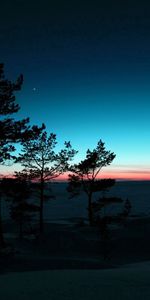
[1,181,150,222]
[43,181,150,222]
[104,181,150,216]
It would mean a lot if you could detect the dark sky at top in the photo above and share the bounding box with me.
[2,0,150,78]
[1,0,150,178]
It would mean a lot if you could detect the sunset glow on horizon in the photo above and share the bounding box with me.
[1,168,150,182]
[58,169,150,182]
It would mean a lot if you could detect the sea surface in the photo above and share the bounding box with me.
[1,181,150,222]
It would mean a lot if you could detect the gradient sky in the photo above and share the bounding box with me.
[1,0,150,180]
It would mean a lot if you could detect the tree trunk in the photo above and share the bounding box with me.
[0,196,5,248]
[19,219,23,240]
[88,193,94,226]
[40,176,44,233]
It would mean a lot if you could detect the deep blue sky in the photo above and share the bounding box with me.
[1,0,150,179]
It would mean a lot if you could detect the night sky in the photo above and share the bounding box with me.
[1,0,150,180]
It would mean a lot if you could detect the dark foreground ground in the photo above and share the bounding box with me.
[1,216,150,273]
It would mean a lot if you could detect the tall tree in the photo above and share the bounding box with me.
[16,126,77,232]
[0,64,43,246]
[0,63,29,247]
[68,140,116,225]
[0,63,30,164]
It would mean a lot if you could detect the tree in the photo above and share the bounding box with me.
[0,64,29,247]
[0,64,43,246]
[16,126,77,233]
[68,140,116,226]
[0,175,39,239]
[0,63,30,164]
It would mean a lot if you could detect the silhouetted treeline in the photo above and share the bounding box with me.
[0,64,130,257]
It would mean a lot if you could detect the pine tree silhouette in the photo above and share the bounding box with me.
[68,140,116,225]
[16,125,77,233]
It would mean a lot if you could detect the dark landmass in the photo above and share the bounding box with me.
[0,216,150,274]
